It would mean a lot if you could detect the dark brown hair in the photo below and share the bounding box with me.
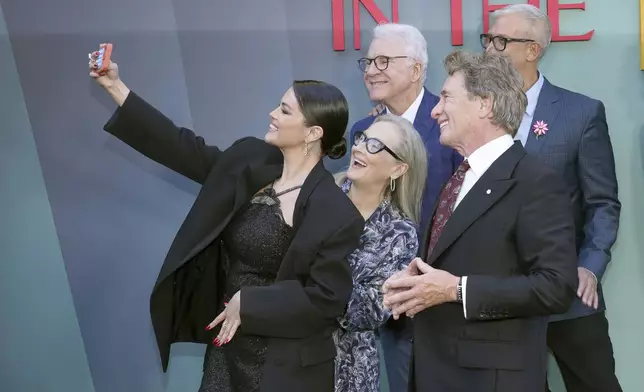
[292,80,349,160]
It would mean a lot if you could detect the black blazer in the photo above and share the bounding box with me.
[103,92,365,392]
[410,142,578,392]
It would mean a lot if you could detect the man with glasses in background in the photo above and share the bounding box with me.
[485,5,622,391]
[349,22,462,392]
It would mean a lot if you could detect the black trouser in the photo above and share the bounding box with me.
[546,311,622,392]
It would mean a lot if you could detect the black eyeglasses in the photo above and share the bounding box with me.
[357,55,408,72]
[353,131,401,160]
[480,34,535,52]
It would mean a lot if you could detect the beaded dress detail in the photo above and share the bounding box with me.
[199,184,300,392]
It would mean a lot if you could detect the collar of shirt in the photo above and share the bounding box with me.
[525,72,545,117]
[466,134,515,178]
[385,88,425,123]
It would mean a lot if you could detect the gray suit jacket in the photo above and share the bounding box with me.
[525,78,621,321]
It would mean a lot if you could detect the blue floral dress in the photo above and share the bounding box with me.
[333,179,418,392]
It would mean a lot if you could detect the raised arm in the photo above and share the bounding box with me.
[240,215,365,339]
[90,61,222,184]
[339,225,418,332]
[464,171,579,320]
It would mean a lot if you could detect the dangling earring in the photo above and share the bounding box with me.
[304,142,309,156]
[390,177,396,192]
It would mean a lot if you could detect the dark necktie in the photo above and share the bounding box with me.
[427,160,470,256]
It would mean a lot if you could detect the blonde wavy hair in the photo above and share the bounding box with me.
[336,115,428,224]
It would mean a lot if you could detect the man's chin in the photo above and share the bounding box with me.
[438,132,452,147]
[367,89,388,103]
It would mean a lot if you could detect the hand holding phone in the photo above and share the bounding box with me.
[88,43,113,75]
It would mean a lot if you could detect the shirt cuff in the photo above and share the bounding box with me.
[462,276,468,319]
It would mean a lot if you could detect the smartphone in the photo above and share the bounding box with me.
[93,43,113,74]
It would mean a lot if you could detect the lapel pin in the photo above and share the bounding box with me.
[533,120,549,139]
[486,189,491,194]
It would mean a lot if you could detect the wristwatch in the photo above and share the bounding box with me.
[456,277,463,303]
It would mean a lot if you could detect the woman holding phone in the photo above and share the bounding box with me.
[88,48,364,392]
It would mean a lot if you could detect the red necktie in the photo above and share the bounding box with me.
[427,160,470,256]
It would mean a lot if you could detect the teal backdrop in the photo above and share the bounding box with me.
[1,0,642,391]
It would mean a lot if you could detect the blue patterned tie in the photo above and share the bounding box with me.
[427,160,470,255]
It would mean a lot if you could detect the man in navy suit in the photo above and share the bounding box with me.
[486,5,622,391]
[349,23,461,391]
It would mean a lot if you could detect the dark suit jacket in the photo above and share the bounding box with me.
[349,88,462,230]
[103,92,365,392]
[410,142,578,392]
[525,78,620,321]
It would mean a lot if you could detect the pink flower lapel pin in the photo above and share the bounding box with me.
[532,120,548,139]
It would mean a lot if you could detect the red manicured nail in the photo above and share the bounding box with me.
[205,325,212,331]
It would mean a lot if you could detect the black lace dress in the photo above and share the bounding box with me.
[199,185,299,392]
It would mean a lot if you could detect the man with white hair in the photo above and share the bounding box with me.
[485,4,622,391]
[349,23,462,391]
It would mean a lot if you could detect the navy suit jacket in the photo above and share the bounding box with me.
[524,78,621,321]
[349,88,462,231]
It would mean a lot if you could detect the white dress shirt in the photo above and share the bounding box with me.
[454,134,515,318]
[514,72,544,146]
[385,88,425,123]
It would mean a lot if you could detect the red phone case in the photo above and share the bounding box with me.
[96,43,113,74]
